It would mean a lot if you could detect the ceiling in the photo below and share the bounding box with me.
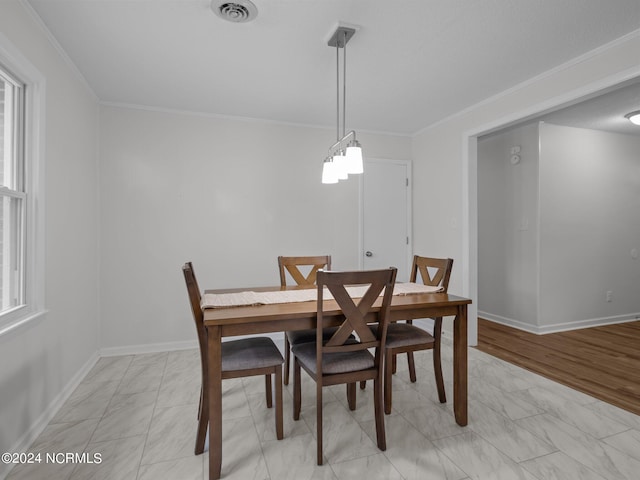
[535,78,640,136]
[26,0,640,136]
[483,77,640,138]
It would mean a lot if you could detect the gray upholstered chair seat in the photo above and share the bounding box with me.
[286,327,352,345]
[371,323,435,349]
[222,337,284,372]
[291,342,374,375]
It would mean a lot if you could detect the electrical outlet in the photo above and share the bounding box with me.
[606,291,613,302]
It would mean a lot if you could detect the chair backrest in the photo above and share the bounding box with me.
[410,256,453,292]
[317,268,397,368]
[182,262,207,376]
[278,255,331,287]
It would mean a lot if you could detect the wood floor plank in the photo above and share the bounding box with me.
[475,318,640,415]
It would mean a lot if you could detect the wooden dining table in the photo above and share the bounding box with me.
[202,285,472,480]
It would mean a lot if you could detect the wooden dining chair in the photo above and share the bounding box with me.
[376,255,453,414]
[278,255,331,385]
[182,262,284,455]
[292,267,397,465]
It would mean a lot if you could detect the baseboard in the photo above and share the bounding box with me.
[100,340,199,357]
[536,312,640,334]
[478,312,540,334]
[100,332,287,357]
[479,310,640,334]
[0,351,99,480]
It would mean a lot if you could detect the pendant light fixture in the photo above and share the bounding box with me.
[322,25,364,184]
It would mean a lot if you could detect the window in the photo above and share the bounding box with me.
[0,34,45,336]
[0,66,25,317]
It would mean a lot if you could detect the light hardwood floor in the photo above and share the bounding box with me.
[5,336,640,480]
[476,318,640,416]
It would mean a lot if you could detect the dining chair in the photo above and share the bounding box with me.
[182,262,284,455]
[278,255,331,385]
[375,255,453,414]
[292,267,397,465]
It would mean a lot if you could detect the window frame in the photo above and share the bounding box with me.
[1,67,26,314]
[0,32,46,337]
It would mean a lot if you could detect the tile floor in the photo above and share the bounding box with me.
[6,337,640,480]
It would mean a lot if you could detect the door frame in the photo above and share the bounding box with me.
[359,157,413,276]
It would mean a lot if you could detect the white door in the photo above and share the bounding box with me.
[362,159,411,282]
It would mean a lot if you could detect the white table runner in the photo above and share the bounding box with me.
[201,282,443,309]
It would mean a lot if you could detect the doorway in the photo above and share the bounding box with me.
[464,73,640,345]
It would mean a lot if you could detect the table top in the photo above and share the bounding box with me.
[203,285,471,327]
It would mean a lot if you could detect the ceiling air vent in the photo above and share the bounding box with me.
[212,0,258,23]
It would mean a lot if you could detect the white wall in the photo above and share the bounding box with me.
[478,123,539,328]
[98,105,411,351]
[539,123,640,330]
[0,1,100,473]
[412,31,640,344]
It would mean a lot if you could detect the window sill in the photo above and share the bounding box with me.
[0,309,48,339]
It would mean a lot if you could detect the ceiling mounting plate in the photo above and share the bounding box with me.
[327,26,356,48]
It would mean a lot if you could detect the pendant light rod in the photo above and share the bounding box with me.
[331,27,354,143]
[328,26,355,141]
[342,29,347,139]
[336,38,340,142]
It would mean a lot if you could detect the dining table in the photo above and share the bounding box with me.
[202,284,472,480]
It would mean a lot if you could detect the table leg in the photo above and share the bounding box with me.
[453,305,468,426]
[207,326,223,479]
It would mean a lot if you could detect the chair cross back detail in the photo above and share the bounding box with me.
[411,257,453,289]
[284,264,323,286]
[322,279,382,349]
[278,255,331,287]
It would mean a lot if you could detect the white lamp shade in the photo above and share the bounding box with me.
[333,152,348,179]
[322,160,338,184]
[345,145,363,174]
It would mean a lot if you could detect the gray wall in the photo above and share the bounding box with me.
[539,123,640,330]
[478,123,539,329]
[478,122,640,332]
